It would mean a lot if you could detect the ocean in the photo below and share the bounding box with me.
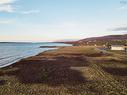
[0,42,71,68]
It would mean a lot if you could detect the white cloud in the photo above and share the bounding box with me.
[20,10,40,15]
[117,6,127,11]
[0,0,16,5]
[0,0,16,13]
[0,0,39,14]
[0,4,14,12]
[0,20,13,24]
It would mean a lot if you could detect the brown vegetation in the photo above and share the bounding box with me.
[0,46,127,95]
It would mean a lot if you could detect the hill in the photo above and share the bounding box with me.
[74,34,127,46]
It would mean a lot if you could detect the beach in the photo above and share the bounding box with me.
[0,42,71,68]
[0,46,127,95]
[1,0,127,94]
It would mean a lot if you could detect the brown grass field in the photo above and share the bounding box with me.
[0,46,127,95]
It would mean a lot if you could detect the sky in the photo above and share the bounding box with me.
[0,0,127,42]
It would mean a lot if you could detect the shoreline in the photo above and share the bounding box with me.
[0,46,63,69]
[2,46,102,69]
[1,46,87,70]
[1,46,83,69]
[1,46,127,94]
[0,42,72,68]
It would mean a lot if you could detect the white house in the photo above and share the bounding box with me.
[111,45,126,51]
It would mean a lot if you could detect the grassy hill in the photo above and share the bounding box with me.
[73,34,127,46]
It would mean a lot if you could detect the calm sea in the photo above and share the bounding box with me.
[0,42,71,68]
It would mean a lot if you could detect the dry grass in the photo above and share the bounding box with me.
[0,46,127,95]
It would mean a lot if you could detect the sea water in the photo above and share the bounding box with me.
[0,42,71,68]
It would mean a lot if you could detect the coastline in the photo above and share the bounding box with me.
[0,46,127,95]
[1,46,62,69]
[0,42,72,69]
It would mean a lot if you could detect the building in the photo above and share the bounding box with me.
[111,45,127,51]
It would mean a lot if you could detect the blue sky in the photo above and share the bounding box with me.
[0,0,127,42]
